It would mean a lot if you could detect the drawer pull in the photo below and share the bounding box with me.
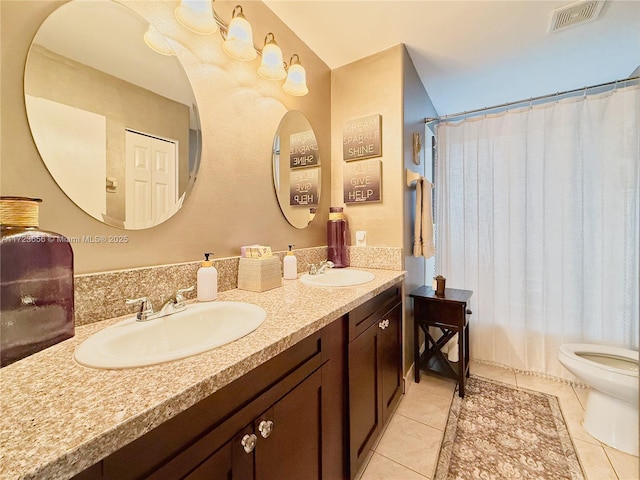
[258,420,274,438]
[241,433,257,453]
[378,319,390,330]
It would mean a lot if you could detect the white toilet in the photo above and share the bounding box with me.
[558,343,639,456]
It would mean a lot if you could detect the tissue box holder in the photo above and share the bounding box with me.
[237,257,282,292]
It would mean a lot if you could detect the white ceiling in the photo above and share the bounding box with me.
[263,0,640,116]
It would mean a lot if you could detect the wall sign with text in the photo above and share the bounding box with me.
[342,114,381,161]
[289,130,319,168]
[289,167,319,206]
[343,159,381,204]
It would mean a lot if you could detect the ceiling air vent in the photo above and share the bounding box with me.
[549,0,605,33]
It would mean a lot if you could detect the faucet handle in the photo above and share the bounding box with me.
[126,297,154,320]
[175,286,195,304]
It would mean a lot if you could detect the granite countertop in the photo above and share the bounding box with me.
[0,268,404,480]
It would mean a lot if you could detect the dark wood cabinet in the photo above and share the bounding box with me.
[184,369,323,480]
[72,283,404,480]
[255,368,322,480]
[347,286,402,478]
[76,318,345,480]
[380,303,402,422]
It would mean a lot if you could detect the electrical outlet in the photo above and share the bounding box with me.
[355,231,366,247]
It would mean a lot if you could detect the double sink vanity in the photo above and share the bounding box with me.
[7,1,408,478]
[1,267,405,480]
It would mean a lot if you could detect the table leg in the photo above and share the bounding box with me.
[458,329,465,397]
[465,324,470,378]
[414,318,420,383]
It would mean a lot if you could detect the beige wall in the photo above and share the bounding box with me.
[331,45,404,248]
[331,45,439,376]
[402,46,439,375]
[1,0,331,274]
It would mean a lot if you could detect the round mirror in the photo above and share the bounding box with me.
[24,0,201,229]
[272,111,320,229]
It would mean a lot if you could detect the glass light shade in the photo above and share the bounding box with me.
[222,14,256,61]
[175,0,218,35]
[143,26,175,56]
[258,41,286,80]
[283,61,308,96]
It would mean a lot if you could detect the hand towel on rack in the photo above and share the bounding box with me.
[413,177,435,258]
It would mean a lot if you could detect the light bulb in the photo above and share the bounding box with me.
[283,55,309,96]
[258,34,286,80]
[175,0,217,35]
[222,5,256,61]
[143,25,175,56]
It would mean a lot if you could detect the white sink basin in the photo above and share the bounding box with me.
[299,268,375,287]
[74,302,266,369]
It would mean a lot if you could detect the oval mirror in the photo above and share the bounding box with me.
[24,0,201,230]
[272,111,320,229]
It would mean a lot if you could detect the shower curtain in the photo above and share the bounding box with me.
[435,84,639,381]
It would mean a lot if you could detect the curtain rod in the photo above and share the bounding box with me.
[424,76,640,124]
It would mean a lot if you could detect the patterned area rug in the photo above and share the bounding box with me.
[435,376,585,480]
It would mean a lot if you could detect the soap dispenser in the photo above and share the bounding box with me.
[197,253,218,301]
[283,244,298,280]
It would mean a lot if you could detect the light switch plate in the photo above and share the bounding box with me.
[355,230,366,247]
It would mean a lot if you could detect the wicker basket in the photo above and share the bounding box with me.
[237,257,282,292]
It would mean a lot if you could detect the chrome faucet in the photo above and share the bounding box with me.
[308,260,335,275]
[126,286,194,322]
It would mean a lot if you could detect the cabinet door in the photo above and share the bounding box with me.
[185,425,254,480]
[380,303,402,423]
[256,369,322,480]
[348,320,381,476]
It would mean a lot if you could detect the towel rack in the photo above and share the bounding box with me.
[406,168,435,189]
[406,169,421,187]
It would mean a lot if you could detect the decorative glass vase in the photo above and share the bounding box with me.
[0,197,74,367]
[327,206,349,268]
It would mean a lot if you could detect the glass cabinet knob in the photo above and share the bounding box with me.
[258,419,274,438]
[241,433,257,453]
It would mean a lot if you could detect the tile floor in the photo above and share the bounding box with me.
[358,361,639,480]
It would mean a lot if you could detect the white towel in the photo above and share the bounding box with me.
[413,177,435,259]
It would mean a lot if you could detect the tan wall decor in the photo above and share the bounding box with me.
[342,114,382,161]
[343,159,381,204]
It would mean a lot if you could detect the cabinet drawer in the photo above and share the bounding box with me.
[348,284,401,342]
[415,300,467,328]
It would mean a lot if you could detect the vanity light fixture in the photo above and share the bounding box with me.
[143,25,176,56]
[257,33,286,80]
[222,5,257,61]
[175,0,218,35]
[172,2,309,95]
[282,54,309,96]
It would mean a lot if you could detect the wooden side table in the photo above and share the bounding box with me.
[410,286,473,397]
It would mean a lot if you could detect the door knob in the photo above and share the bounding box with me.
[258,420,274,438]
[241,433,257,453]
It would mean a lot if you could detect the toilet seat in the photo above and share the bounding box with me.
[558,342,639,456]
[559,343,639,377]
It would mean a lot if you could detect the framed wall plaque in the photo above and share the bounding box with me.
[343,159,381,204]
[342,114,381,161]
